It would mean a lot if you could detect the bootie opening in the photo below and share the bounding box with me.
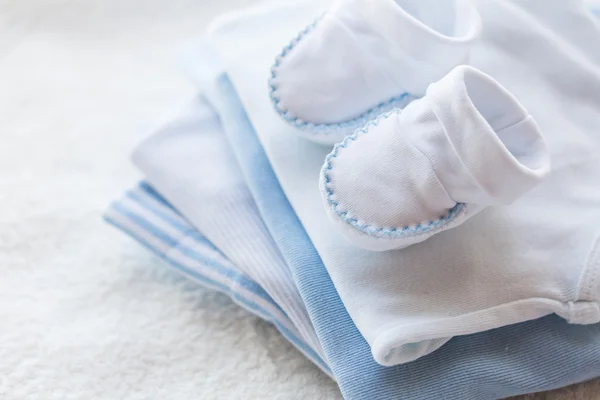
[463,67,550,176]
[395,0,477,39]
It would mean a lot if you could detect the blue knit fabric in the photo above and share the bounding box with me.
[103,182,331,375]
[205,73,600,400]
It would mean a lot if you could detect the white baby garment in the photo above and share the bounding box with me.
[207,0,600,366]
[269,0,482,143]
[132,97,324,361]
[320,65,550,251]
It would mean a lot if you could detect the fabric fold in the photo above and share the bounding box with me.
[131,97,325,362]
[104,183,331,375]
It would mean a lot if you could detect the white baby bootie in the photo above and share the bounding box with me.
[269,0,482,144]
[320,65,551,251]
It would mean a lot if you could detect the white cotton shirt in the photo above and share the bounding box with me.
[205,0,600,366]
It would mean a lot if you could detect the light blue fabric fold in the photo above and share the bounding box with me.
[203,71,600,400]
[104,182,331,375]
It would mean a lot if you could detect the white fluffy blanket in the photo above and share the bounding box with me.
[0,0,597,398]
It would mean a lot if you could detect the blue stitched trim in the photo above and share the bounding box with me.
[321,108,467,238]
[268,17,416,135]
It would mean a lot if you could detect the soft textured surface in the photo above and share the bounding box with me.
[0,0,597,398]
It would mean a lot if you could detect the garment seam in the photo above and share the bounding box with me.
[321,108,466,238]
[268,16,415,135]
[575,234,600,303]
[402,123,456,204]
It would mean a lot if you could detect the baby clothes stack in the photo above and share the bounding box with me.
[105,0,600,398]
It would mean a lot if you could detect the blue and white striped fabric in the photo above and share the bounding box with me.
[103,182,332,376]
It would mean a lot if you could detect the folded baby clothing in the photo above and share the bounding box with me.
[269,0,482,143]
[103,0,600,398]
[131,96,324,361]
[103,182,330,375]
[320,65,550,251]
[201,67,600,400]
[207,0,600,369]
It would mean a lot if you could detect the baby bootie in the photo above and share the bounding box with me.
[320,65,551,251]
[269,0,482,144]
